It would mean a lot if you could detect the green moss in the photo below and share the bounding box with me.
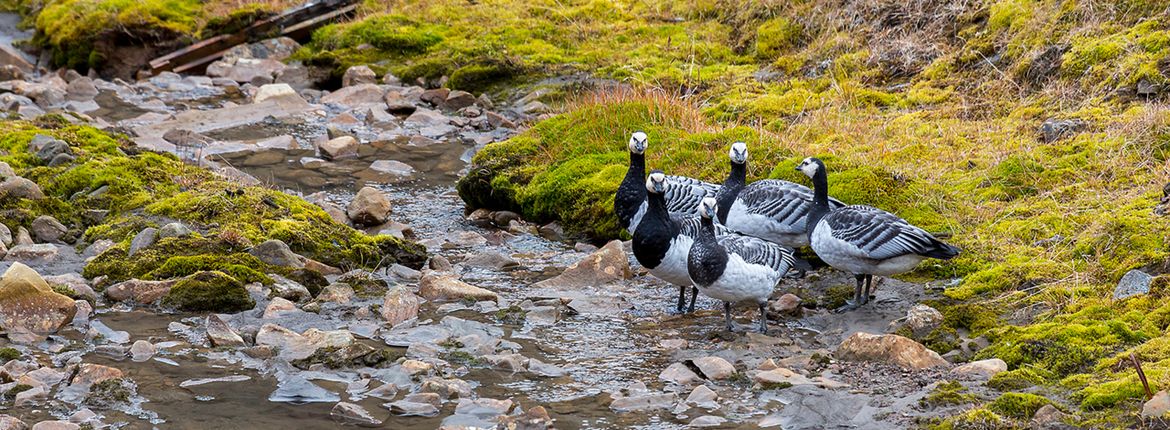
[495,305,526,324]
[4,384,31,399]
[448,61,519,93]
[821,285,855,310]
[85,378,132,408]
[932,408,1007,430]
[336,271,388,299]
[145,254,274,285]
[756,17,803,59]
[988,392,1052,419]
[199,4,276,39]
[0,347,19,362]
[921,380,977,407]
[161,271,254,313]
[987,367,1050,391]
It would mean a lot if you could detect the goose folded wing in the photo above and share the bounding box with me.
[720,236,795,273]
[664,176,718,214]
[826,206,942,260]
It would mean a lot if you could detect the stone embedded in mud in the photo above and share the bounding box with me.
[659,362,702,385]
[104,279,176,304]
[610,391,679,413]
[368,160,415,177]
[533,240,631,289]
[269,375,340,404]
[950,358,1007,381]
[342,66,378,87]
[30,216,67,243]
[691,357,736,380]
[249,239,305,269]
[526,358,567,378]
[206,314,245,347]
[445,90,476,110]
[888,304,943,338]
[321,84,386,107]
[685,385,719,409]
[420,377,473,399]
[347,186,392,227]
[253,83,300,104]
[318,136,359,161]
[331,401,383,427]
[0,263,77,339]
[3,244,57,263]
[382,285,420,326]
[387,399,440,417]
[836,332,948,370]
[482,354,528,373]
[0,176,43,200]
[129,340,155,362]
[418,272,499,302]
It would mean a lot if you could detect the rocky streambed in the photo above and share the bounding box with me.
[0,37,1031,430]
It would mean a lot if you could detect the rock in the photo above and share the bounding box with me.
[321,84,386,107]
[316,283,355,304]
[692,356,735,380]
[537,222,563,240]
[158,222,192,239]
[420,88,450,107]
[533,240,630,289]
[30,216,67,243]
[70,363,123,388]
[44,274,95,300]
[685,385,719,409]
[206,314,245,347]
[318,136,359,161]
[1144,390,1170,418]
[163,271,254,312]
[1039,118,1084,143]
[464,251,519,270]
[485,111,515,129]
[483,354,528,373]
[0,177,43,200]
[263,297,298,319]
[382,286,420,326]
[659,362,702,385]
[445,90,476,110]
[368,160,414,177]
[331,402,382,427]
[253,83,301,104]
[1031,403,1070,429]
[388,399,440,417]
[256,324,354,361]
[769,293,802,316]
[404,108,450,127]
[418,272,498,302]
[610,391,678,413]
[950,358,1007,380]
[104,279,175,304]
[383,92,416,115]
[342,66,378,87]
[128,227,158,257]
[14,385,46,406]
[1114,269,1153,300]
[270,276,311,302]
[347,186,392,226]
[14,227,31,246]
[0,223,10,246]
[660,339,688,350]
[889,304,944,338]
[130,340,155,362]
[34,139,70,163]
[31,420,78,430]
[430,255,453,271]
[65,78,98,101]
[208,58,285,83]
[3,244,57,263]
[250,239,305,269]
[836,332,948,369]
[0,263,76,338]
[0,415,25,430]
[690,416,727,427]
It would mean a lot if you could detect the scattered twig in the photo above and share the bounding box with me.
[1132,353,1153,400]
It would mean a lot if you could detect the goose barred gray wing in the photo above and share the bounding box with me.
[718,235,795,273]
[824,205,958,260]
[678,216,733,238]
[739,180,845,220]
[663,175,719,215]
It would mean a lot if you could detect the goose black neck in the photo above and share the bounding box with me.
[715,161,746,222]
[624,152,646,186]
[698,215,718,244]
[807,166,831,236]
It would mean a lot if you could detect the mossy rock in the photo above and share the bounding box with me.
[988,392,1052,419]
[0,347,18,362]
[987,367,1049,391]
[161,271,254,313]
[287,269,328,297]
[921,380,977,407]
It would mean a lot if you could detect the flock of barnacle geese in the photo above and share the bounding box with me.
[615,132,960,333]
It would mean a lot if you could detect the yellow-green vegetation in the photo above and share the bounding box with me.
[921,380,978,407]
[161,270,253,312]
[0,347,19,362]
[26,0,300,71]
[422,0,1170,425]
[989,392,1052,419]
[0,118,424,312]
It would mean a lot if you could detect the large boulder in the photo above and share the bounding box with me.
[0,263,77,339]
[418,272,498,302]
[347,186,392,227]
[533,240,630,289]
[836,332,948,370]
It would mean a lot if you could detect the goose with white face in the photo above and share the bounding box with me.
[729,142,747,164]
[628,131,648,154]
[796,157,820,178]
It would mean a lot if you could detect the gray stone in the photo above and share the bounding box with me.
[368,160,414,178]
[463,251,519,270]
[130,340,155,362]
[331,401,382,426]
[659,363,701,385]
[250,239,305,269]
[0,177,43,200]
[104,279,175,304]
[445,90,476,110]
[382,286,419,326]
[1039,118,1085,143]
[404,108,450,127]
[690,416,727,427]
[342,66,378,87]
[692,356,735,380]
[0,414,25,430]
[1144,390,1170,418]
[158,222,192,239]
[950,358,1007,381]
[1114,269,1153,300]
[318,136,359,161]
[14,227,32,246]
[3,244,57,263]
[420,88,450,107]
[321,84,386,107]
[0,223,10,246]
[30,216,67,243]
[347,186,392,227]
[206,314,245,347]
[128,227,158,257]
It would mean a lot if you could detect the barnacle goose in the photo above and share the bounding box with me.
[633,171,729,313]
[715,142,845,248]
[615,132,719,236]
[797,157,960,311]
[688,197,795,333]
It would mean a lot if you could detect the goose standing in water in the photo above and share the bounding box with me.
[615,132,718,235]
[796,157,960,311]
[715,142,844,248]
[633,172,725,313]
[688,197,795,332]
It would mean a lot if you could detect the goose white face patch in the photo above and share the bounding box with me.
[628,132,648,154]
[698,197,718,219]
[729,142,747,164]
[798,157,819,178]
[646,172,666,193]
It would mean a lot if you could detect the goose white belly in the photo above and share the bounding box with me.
[697,254,778,304]
[810,220,926,276]
[626,202,648,235]
[646,235,695,286]
[725,200,810,247]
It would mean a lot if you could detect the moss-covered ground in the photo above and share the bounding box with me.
[0,117,425,311]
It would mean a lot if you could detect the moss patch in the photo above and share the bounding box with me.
[161,271,254,313]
